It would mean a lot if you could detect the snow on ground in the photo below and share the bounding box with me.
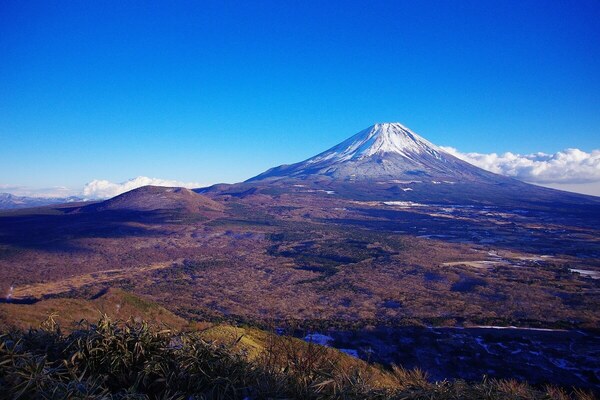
[569,269,600,279]
[383,201,426,207]
[304,333,334,346]
[303,333,360,358]
[468,326,568,332]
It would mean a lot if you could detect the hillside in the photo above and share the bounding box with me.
[0,288,187,331]
[83,185,224,213]
[0,302,596,399]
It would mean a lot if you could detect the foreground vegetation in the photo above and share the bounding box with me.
[0,316,596,400]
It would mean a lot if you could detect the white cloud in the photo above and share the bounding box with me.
[441,146,600,196]
[82,176,207,199]
[1,177,212,199]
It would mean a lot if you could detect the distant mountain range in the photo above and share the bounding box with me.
[0,193,83,210]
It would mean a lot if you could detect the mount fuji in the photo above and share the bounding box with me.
[204,123,599,208]
[249,122,504,183]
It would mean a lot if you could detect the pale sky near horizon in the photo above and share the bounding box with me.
[1,1,599,197]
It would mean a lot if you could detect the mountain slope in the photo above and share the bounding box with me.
[249,123,508,183]
[0,288,188,332]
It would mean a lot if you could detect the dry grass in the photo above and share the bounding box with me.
[0,315,596,399]
[0,289,188,332]
[10,260,185,301]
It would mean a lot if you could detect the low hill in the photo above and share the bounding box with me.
[0,288,187,331]
[84,186,224,213]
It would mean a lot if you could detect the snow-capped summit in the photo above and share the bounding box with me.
[248,122,490,182]
[307,123,443,164]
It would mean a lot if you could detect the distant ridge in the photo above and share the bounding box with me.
[0,193,83,210]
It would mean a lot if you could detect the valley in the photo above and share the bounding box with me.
[1,190,599,330]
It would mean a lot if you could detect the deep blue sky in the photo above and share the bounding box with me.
[1,1,599,190]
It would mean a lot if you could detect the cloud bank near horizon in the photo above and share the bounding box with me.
[440,146,600,196]
[0,177,212,200]
[82,176,208,199]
